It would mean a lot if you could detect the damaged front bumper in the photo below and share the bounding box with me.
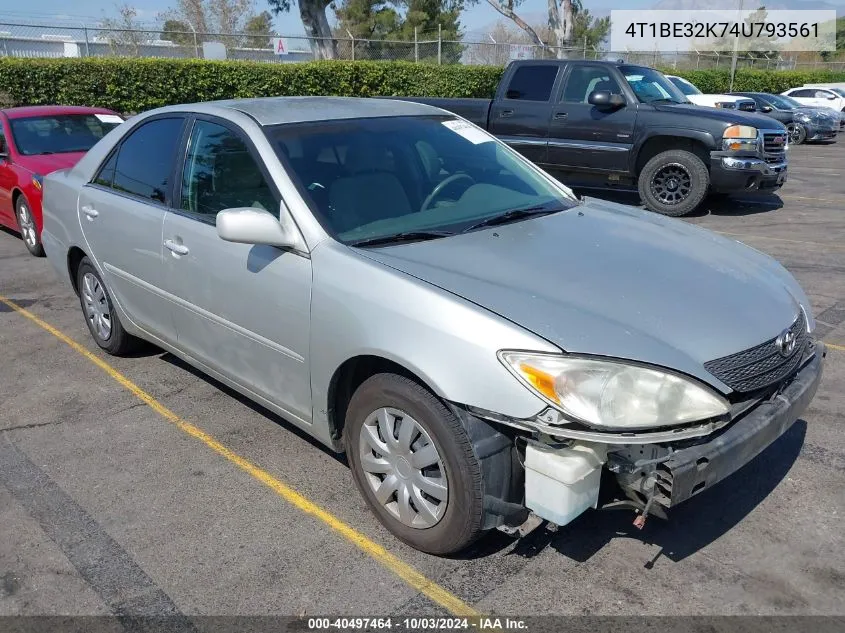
[459,342,825,531]
[645,342,825,507]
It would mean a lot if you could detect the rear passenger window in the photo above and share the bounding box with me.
[93,152,117,188]
[504,65,558,102]
[112,118,184,204]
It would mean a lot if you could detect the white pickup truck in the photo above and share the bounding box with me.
[667,75,757,112]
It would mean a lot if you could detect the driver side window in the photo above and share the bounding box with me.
[561,67,621,103]
[180,120,277,220]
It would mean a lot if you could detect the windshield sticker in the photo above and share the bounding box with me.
[442,119,493,144]
[95,114,124,124]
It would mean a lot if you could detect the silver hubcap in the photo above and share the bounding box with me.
[18,203,37,248]
[81,272,112,341]
[359,407,448,529]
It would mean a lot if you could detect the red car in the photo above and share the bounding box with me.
[0,105,124,256]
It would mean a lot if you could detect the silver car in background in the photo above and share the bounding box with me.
[42,97,825,554]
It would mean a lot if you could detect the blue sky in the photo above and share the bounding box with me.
[0,0,632,38]
[0,0,841,38]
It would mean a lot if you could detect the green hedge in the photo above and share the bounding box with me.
[1,57,845,113]
[0,58,502,112]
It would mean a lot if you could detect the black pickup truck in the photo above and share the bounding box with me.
[398,60,789,216]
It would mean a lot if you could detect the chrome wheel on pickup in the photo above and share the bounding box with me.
[638,149,710,217]
[345,373,485,555]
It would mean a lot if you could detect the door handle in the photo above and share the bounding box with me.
[81,205,99,220]
[553,112,568,120]
[499,110,514,118]
[164,239,189,256]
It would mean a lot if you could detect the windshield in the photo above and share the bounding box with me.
[620,66,688,104]
[762,93,799,109]
[776,94,803,108]
[824,87,845,97]
[266,115,577,245]
[10,114,122,156]
[668,76,701,96]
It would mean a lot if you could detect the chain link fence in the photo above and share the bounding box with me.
[1,20,844,70]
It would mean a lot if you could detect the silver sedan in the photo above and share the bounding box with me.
[42,97,824,554]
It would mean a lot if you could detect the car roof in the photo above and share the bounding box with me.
[159,96,449,127]
[1,105,120,120]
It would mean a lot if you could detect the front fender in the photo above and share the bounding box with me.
[308,240,557,447]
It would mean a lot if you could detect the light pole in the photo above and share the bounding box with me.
[187,21,199,58]
[729,0,744,92]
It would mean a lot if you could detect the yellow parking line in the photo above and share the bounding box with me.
[0,294,478,618]
[828,343,845,352]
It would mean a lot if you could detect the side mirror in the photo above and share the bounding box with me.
[505,89,521,100]
[761,105,773,113]
[588,90,626,109]
[827,94,837,100]
[216,207,301,250]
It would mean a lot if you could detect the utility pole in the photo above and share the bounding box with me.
[729,0,744,92]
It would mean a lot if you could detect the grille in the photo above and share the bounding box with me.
[763,132,787,153]
[704,312,808,393]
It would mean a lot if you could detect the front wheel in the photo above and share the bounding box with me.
[15,196,44,257]
[787,122,807,145]
[345,373,486,555]
[638,149,710,217]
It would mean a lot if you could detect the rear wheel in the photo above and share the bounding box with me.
[345,373,486,555]
[76,257,139,355]
[15,196,44,257]
[638,149,709,217]
[787,122,807,145]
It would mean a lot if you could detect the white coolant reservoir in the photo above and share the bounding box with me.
[524,441,607,527]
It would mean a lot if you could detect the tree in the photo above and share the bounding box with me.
[162,0,261,48]
[702,6,780,59]
[100,4,148,56]
[242,10,275,47]
[161,18,195,45]
[571,7,609,51]
[268,0,337,59]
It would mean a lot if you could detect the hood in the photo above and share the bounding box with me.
[359,199,808,392]
[13,152,87,175]
[652,103,784,129]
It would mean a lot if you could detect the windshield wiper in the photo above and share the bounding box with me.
[349,230,454,248]
[651,98,684,104]
[461,204,566,233]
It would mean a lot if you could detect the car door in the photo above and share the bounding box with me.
[161,116,313,422]
[77,116,186,344]
[0,120,15,226]
[547,65,637,172]
[487,64,561,164]
[812,89,842,110]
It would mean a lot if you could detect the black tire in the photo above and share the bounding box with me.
[787,122,807,145]
[15,196,44,257]
[638,149,710,217]
[345,373,486,555]
[75,257,139,355]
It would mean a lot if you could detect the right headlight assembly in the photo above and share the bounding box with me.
[499,352,730,431]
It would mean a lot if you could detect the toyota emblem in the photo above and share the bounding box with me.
[775,328,797,357]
